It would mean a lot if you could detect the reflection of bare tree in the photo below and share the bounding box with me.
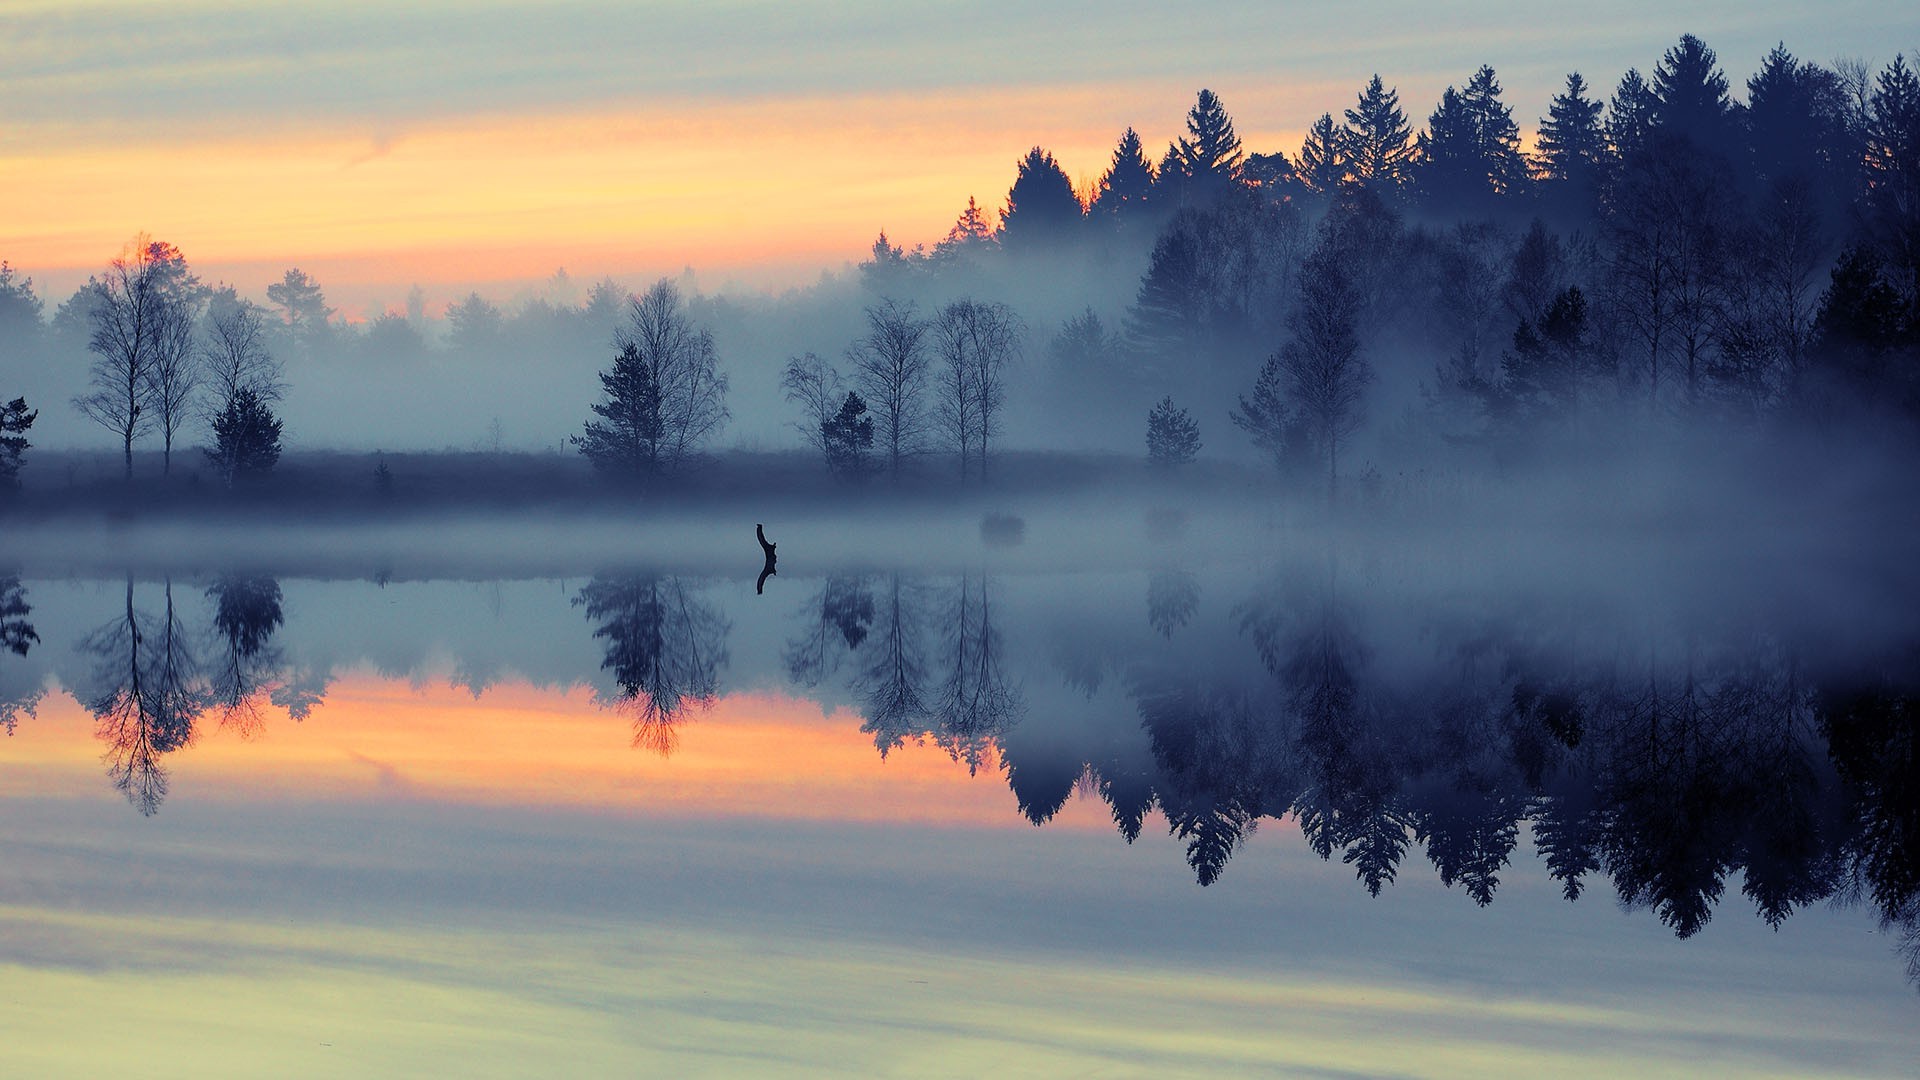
[931,575,1023,774]
[854,574,930,756]
[575,574,729,755]
[783,575,874,688]
[206,575,286,738]
[1146,570,1200,639]
[80,577,207,816]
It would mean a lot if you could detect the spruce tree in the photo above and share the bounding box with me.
[1537,72,1607,186]
[0,397,35,491]
[1174,89,1246,203]
[1607,69,1658,161]
[1343,75,1414,194]
[1000,147,1083,251]
[207,387,282,485]
[1297,113,1348,194]
[1145,396,1201,465]
[1092,127,1157,221]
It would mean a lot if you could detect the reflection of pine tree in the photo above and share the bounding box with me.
[574,575,729,755]
[1146,570,1200,638]
[206,575,285,738]
[783,575,874,688]
[0,574,36,656]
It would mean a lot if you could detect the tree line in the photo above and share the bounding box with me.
[3,33,1917,497]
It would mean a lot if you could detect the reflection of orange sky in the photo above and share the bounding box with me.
[1,85,1320,314]
[3,674,1113,831]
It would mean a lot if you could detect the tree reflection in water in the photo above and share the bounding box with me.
[78,578,206,816]
[575,574,729,755]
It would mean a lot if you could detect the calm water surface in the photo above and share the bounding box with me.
[2,509,1916,1076]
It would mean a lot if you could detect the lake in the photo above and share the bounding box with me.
[2,499,1916,1076]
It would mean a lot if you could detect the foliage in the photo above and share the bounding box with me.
[0,396,35,491]
[207,387,283,484]
[1145,396,1201,465]
[572,279,728,481]
[821,391,875,480]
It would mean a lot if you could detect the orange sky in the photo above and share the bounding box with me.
[6,675,1118,830]
[4,3,1914,316]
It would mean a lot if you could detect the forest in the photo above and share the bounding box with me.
[0,33,1916,507]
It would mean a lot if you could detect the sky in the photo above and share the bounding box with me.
[4,0,1918,318]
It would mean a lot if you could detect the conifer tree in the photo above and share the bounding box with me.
[1343,75,1414,194]
[1092,127,1157,220]
[1000,147,1083,250]
[1607,69,1658,161]
[1174,89,1246,203]
[1536,72,1607,186]
[1145,396,1201,465]
[1297,113,1348,194]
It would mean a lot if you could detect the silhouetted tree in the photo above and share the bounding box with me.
[933,196,998,263]
[848,298,930,481]
[206,575,285,737]
[1145,396,1200,466]
[573,280,728,482]
[207,387,283,485]
[932,575,1022,775]
[145,277,203,476]
[1607,69,1658,162]
[446,292,505,355]
[999,147,1083,251]
[0,575,34,657]
[266,268,333,348]
[781,351,842,456]
[0,261,43,352]
[821,391,875,480]
[1092,127,1157,223]
[200,288,283,421]
[75,236,196,481]
[1861,55,1920,320]
[1296,113,1348,195]
[784,575,875,687]
[1169,89,1247,206]
[856,574,931,756]
[0,396,34,492]
[932,299,1021,481]
[1416,66,1528,212]
[1651,33,1739,158]
[81,578,206,815]
[1232,354,1311,476]
[1343,75,1414,195]
[1536,72,1608,216]
[574,574,729,755]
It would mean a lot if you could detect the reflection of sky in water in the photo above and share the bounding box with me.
[2,566,1918,1073]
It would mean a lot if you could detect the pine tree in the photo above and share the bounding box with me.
[1652,33,1735,151]
[1092,127,1157,221]
[1145,396,1201,465]
[1000,146,1083,251]
[1343,75,1414,194]
[0,397,35,491]
[1297,113,1348,194]
[1174,89,1246,203]
[1461,65,1528,196]
[207,387,282,485]
[821,391,875,480]
[936,196,996,257]
[1537,72,1607,186]
[1607,69,1658,161]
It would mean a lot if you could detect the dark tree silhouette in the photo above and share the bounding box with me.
[0,396,35,491]
[821,391,875,480]
[81,578,206,816]
[1343,75,1414,195]
[574,574,729,755]
[206,575,285,737]
[1265,249,1370,497]
[932,299,1021,481]
[1091,127,1157,223]
[207,387,283,485]
[1607,69,1658,162]
[1145,396,1200,466]
[75,236,197,482]
[1295,113,1347,195]
[1416,66,1528,212]
[1168,89,1247,206]
[265,267,333,348]
[784,575,875,688]
[998,147,1083,251]
[1536,72,1608,213]
[0,574,35,657]
[573,280,728,482]
[1146,570,1199,638]
[848,298,930,481]
[855,574,931,757]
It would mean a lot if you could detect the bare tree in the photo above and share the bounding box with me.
[146,295,202,476]
[201,290,283,415]
[573,279,729,481]
[780,351,841,455]
[848,299,930,482]
[932,299,1022,482]
[74,236,183,481]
